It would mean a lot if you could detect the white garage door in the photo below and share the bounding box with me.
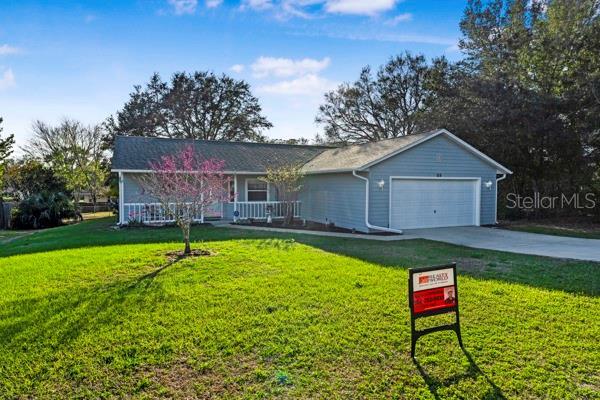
[390,178,479,230]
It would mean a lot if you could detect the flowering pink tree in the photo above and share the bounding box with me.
[136,145,230,255]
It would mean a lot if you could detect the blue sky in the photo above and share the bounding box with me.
[0,0,467,149]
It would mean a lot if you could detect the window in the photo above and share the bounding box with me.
[246,179,268,202]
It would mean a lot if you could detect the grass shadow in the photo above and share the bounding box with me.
[413,347,506,400]
[0,256,181,350]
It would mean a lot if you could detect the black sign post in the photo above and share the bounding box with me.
[408,263,463,358]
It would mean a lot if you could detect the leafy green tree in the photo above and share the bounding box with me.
[3,159,69,199]
[104,72,273,148]
[0,118,15,227]
[0,118,15,187]
[316,53,431,144]
[260,164,304,226]
[24,119,109,213]
[11,191,75,229]
[424,0,600,218]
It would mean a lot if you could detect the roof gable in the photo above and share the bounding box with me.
[301,130,439,173]
[359,129,512,174]
[301,129,511,174]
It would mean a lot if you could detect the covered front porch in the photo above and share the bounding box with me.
[119,173,301,224]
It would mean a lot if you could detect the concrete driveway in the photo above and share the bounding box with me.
[405,226,600,262]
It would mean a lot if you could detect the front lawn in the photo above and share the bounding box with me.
[0,218,598,399]
[501,219,600,239]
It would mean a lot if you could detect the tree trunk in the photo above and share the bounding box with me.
[284,201,294,226]
[182,223,191,255]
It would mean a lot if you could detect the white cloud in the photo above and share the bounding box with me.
[386,12,412,25]
[251,56,331,78]
[206,0,222,7]
[258,73,336,95]
[240,0,401,18]
[240,0,274,11]
[168,0,198,15]
[325,0,398,15]
[0,68,16,90]
[318,29,458,47]
[0,44,20,56]
[230,64,245,73]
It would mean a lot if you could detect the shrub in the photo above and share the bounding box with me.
[11,191,76,229]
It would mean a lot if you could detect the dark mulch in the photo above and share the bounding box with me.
[232,220,401,236]
[122,222,214,229]
[165,249,214,262]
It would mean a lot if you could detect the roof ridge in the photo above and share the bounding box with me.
[114,135,333,149]
[318,129,442,151]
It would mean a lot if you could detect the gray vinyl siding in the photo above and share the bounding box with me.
[299,173,368,232]
[123,173,156,203]
[368,134,498,227]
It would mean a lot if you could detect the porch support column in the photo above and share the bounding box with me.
[118,171,124,225]
[233,174,238,222]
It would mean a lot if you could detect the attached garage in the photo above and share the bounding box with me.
[389,177,480,230]
[301,128,513,233]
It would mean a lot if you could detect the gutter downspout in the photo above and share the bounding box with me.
[352,170,403,234]
[495,173,507,224]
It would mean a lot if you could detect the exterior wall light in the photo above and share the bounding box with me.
[484,180,493,189]
[377,180,385,190]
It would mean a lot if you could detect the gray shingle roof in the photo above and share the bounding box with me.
[111,136,330,172]
[301,130,440,173]
[111,129,511,174]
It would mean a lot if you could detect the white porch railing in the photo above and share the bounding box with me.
[122,201,300,224]
[123,202,223,224]
[236,201,301,220]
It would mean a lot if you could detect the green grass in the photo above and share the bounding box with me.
[0,229,34,243]
[505,224,600,239]
[1,218,599,399]
[0,230,27,240]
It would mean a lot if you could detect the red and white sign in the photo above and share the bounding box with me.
[413,286,456,314]
[412,267,454,291]
[411,267,456,314]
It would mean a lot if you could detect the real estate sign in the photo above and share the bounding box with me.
[411,266,456,314]
[408,263,463,358]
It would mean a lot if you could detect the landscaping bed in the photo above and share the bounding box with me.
[232,219,401,235]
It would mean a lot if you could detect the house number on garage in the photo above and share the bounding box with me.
[408,263,463,358]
